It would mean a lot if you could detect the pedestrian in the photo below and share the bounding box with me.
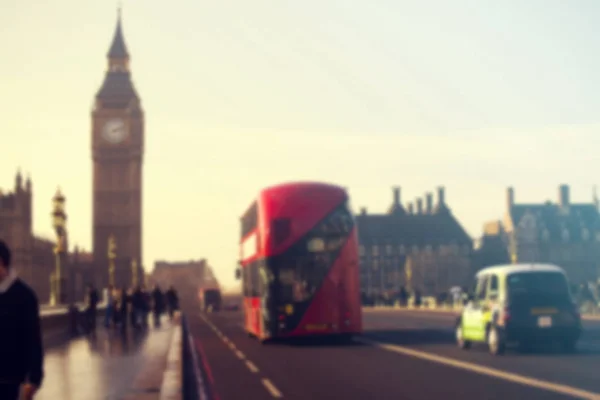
[119,286,130,333]
[152,285,164,327]
[104,284,114,329]
[131,286,145,329]
[85,284,99,336]
[0,240,43,400]
[165,286,179,320]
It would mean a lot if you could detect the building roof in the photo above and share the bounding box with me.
[96,11,138,103]
[96,71,138,101]
[508,203,600,242]
[356,212,471,247]
[356,186,471,247]
[108,10,129,58]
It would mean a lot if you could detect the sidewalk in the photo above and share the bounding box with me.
[37,316,178,400]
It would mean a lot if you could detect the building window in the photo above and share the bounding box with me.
[371,246,379,256]
[582,229,590,241]
[385,245,393,255]
[450,244,459,255]
[562,229,570,242]
[542,229,549,241]
[399,245,406,255]
[411,245,419,254]
[359,245,365,256]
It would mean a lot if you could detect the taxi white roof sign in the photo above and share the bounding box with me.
[476,263,566,278]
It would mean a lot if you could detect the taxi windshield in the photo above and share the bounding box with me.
[507,272,570,299]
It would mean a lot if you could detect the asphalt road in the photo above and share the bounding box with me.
[183,304,600,400]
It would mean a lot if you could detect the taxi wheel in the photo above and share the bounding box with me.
[487,326,506,356]
[456,323,471,349]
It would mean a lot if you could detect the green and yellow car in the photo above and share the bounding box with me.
[456,263,581,355]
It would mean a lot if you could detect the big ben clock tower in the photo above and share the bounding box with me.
[92,9,143,288]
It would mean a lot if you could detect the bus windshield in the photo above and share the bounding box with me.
[275,202,354,304]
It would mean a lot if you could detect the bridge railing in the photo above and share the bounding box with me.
[39,302,108,339]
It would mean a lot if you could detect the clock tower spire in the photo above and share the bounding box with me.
[91,8,144,289]
[107,5,129,73]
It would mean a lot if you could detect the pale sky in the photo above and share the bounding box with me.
[1,0,599,290]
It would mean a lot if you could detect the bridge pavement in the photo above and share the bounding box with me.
[36,316,177,400]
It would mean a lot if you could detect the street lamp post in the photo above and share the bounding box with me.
[51,188,67,305]
[108,234,117,287]
[144,271,149,288]
[131,259,138,287]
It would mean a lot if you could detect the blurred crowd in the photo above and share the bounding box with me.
[72,283,180,336]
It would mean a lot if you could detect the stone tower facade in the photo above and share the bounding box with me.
[91,10,144,288]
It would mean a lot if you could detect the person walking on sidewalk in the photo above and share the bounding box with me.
[151,285,164,327]
[103,284,114,329]
[85,284,99,336]
[0,240,44,400]
[165,286,179,320]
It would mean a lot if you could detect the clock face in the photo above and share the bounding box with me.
[102,118,128,144]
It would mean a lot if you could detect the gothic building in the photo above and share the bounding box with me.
[0,173,58,302]
[356,186,472,300]
[479,185,600,284]
[91,10,144,288]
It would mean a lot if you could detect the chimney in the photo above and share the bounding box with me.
[506,186,514,210]
[425,192,433,213]
[437,186,446,207]
[407,203,414,214]
[416,198,423,214]
[559,184,570,208]
[360,207,367,216]
[393,187,400,206]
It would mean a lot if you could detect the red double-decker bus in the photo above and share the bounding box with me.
[235,181,363,342]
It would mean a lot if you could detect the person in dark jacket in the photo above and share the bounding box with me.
[118,287,130,333]
[151,285,164,327]
[85,284,99,335]
[165,286,179,320]
[0,240,43,400]
[131,286,145,329]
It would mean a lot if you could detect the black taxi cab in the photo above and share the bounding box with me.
[456,263,581,355]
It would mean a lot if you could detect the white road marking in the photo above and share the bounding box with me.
[235,350,245,359]
[357,337,600,399]
[200,310,283,398]
[245,360,259,373]
[262,378,283,398]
